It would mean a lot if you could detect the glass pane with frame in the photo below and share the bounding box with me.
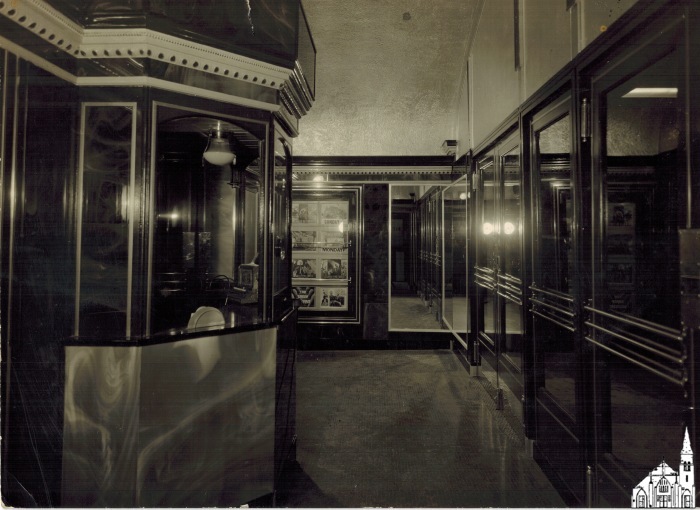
[593,42,688,502]
[500,144,523,371]
[533,111,577,418]
[150,109,265,335]
[442,178,469,334]
[477,155,498,351]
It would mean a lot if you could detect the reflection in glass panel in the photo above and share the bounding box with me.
[272,139,291,318]
[150,112,263,334]
[442,178,469,333]
[477,156,497,348]
[534,112,576,418]
[443,189,454,329]
[597,47,685,491]
[389,184,444,331]
[500,146,523,370]
[79,105,134,338]
[538,115,572,294]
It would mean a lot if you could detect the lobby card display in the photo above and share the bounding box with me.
[291,187,361,323]
[606,201,636,314]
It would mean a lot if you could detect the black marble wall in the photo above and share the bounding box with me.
[361,184,389,340]
[1,57,78,507]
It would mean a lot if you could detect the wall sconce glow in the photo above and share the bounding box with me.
[312,174,325,182]
[120,184,129,220]
[622,87,678,98]
[157,211,179,221]
[338,221,344,233]
[503,221,515,235]
[459,192,468,200]
[482,222,494,235]
[203,122,236,166]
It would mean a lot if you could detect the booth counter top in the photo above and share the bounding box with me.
[66,303,272,347]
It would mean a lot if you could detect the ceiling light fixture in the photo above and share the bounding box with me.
[203,121,236,166]
[622,87,678,99]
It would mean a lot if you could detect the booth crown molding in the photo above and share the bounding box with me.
[0,0,314,118]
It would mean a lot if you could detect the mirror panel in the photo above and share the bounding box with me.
[389,184,446,331]
[442,178,469,335]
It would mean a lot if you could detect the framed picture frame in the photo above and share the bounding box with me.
[238,263,259,289]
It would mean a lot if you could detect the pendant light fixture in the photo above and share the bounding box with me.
[203,121,236,166]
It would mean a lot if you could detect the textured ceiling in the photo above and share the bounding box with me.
[294,0,482,157]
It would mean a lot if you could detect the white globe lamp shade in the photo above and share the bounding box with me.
[203,128,235,166]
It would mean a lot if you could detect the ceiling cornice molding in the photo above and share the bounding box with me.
[79,28,290,90]
[293,156,455,167]
[0,0,83,50]
[0,0,290,90]
[292,166,453,175]
[0,0,315,122]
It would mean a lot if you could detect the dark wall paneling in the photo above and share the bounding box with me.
[2,59,79,507]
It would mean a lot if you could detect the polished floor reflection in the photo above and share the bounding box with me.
[390,296,442,330]
[277,350,566,507]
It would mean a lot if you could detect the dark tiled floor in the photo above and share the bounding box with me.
[277,350,566,508]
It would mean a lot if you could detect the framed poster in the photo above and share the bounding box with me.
[292,229,316,250]
[291,186,361,323]
[606,197,638,314]
[292,201,319,224]
[292,258,317,278]
[292,286,316,308]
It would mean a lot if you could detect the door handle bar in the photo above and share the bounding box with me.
[530,308,575,332]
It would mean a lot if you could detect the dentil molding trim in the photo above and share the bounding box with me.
[0,0,294,93]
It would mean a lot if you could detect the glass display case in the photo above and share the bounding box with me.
[291,186,361,323]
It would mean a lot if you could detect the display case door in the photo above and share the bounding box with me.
[584,13,692,506]
[474,130,524,402]
[291,186,361,323]
[529,94,586,505]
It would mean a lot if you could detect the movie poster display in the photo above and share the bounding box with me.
[291,187,361,322]
[606,201,636,314]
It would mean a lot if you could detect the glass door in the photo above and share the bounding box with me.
[496,136,524,401]
[388,184,446,332]
[291,186,361,323]
[475,130,524,408]
[475,152,498,366]
[586,18,691,507]
[442,176,470,339]
[529,94,584,504]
